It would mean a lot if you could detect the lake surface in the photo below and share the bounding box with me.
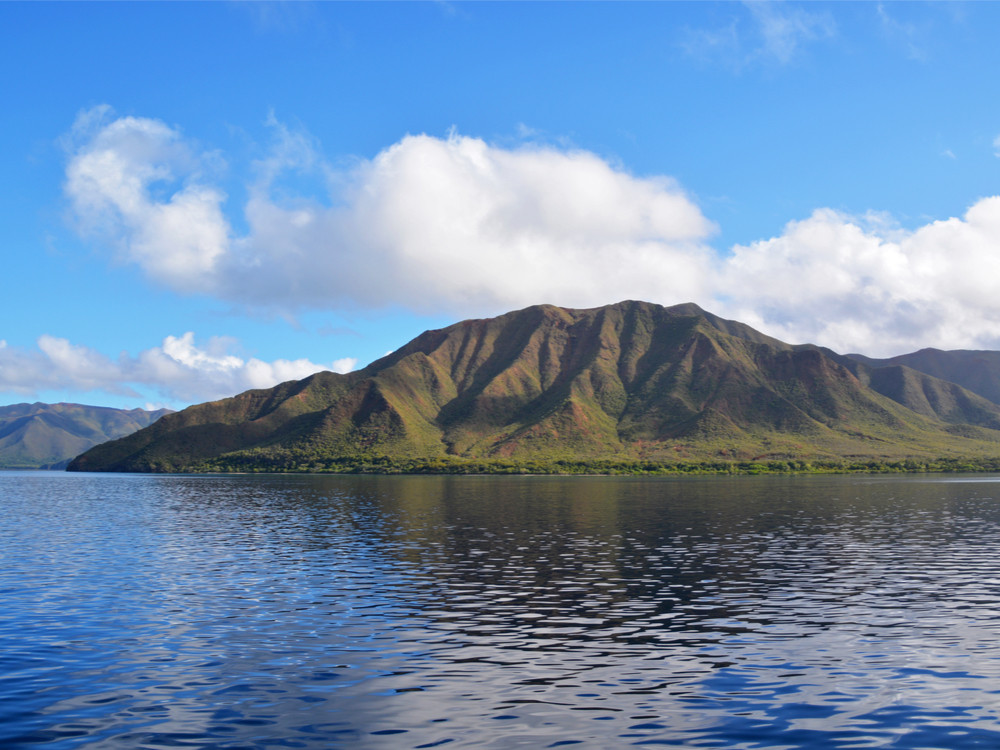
[4,472,1000,748]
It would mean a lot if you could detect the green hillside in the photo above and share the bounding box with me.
[0,403,172,469]
[68,302,1000,474]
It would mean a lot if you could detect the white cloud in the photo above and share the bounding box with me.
[0,332,355,405]
[64,108,229,292]
[717,197,1000,355]
[37,335,125,392]
[63,107,1000,358]
[66,109,718,314]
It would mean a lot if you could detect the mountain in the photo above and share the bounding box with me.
[68,301,1000,473]
[0,403,172,469]
[848,349,1000,407]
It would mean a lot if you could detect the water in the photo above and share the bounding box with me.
[4,472,1000,748]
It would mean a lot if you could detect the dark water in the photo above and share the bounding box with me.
[4,472,1000,748]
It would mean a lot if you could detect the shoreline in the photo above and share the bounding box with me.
[70,455,1000,477]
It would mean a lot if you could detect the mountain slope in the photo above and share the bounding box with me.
[69,302,1000,473]
[0,403,172,469]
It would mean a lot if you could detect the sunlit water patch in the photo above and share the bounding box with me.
[4,471,1000,748]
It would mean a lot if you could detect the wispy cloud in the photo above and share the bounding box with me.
[230,0,323,34]
[746,2,836,65]
[0,331,355,404]
[681,1,835,69]
[877,3,928,61]
[994,134,1000,158]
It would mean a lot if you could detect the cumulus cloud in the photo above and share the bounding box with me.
[718,198,1000,355]
[63,107,1000,358]
[65,108,717,314]
[64,108,229,292]
[0,332,355,404]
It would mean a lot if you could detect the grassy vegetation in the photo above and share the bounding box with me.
[191,448,1000,477]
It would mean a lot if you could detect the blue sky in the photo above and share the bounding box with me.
[3,1,1000,411]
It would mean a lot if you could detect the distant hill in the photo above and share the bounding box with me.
[68,301,1000,473]
[0,403,172,469]
[848,349,1000,407]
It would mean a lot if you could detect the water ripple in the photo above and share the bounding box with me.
[4,472,1000,747]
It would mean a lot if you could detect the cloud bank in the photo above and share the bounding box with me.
[65,107,1000,357]
[0,332,355,404]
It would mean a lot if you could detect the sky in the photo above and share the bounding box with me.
[3,1,1000,412]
